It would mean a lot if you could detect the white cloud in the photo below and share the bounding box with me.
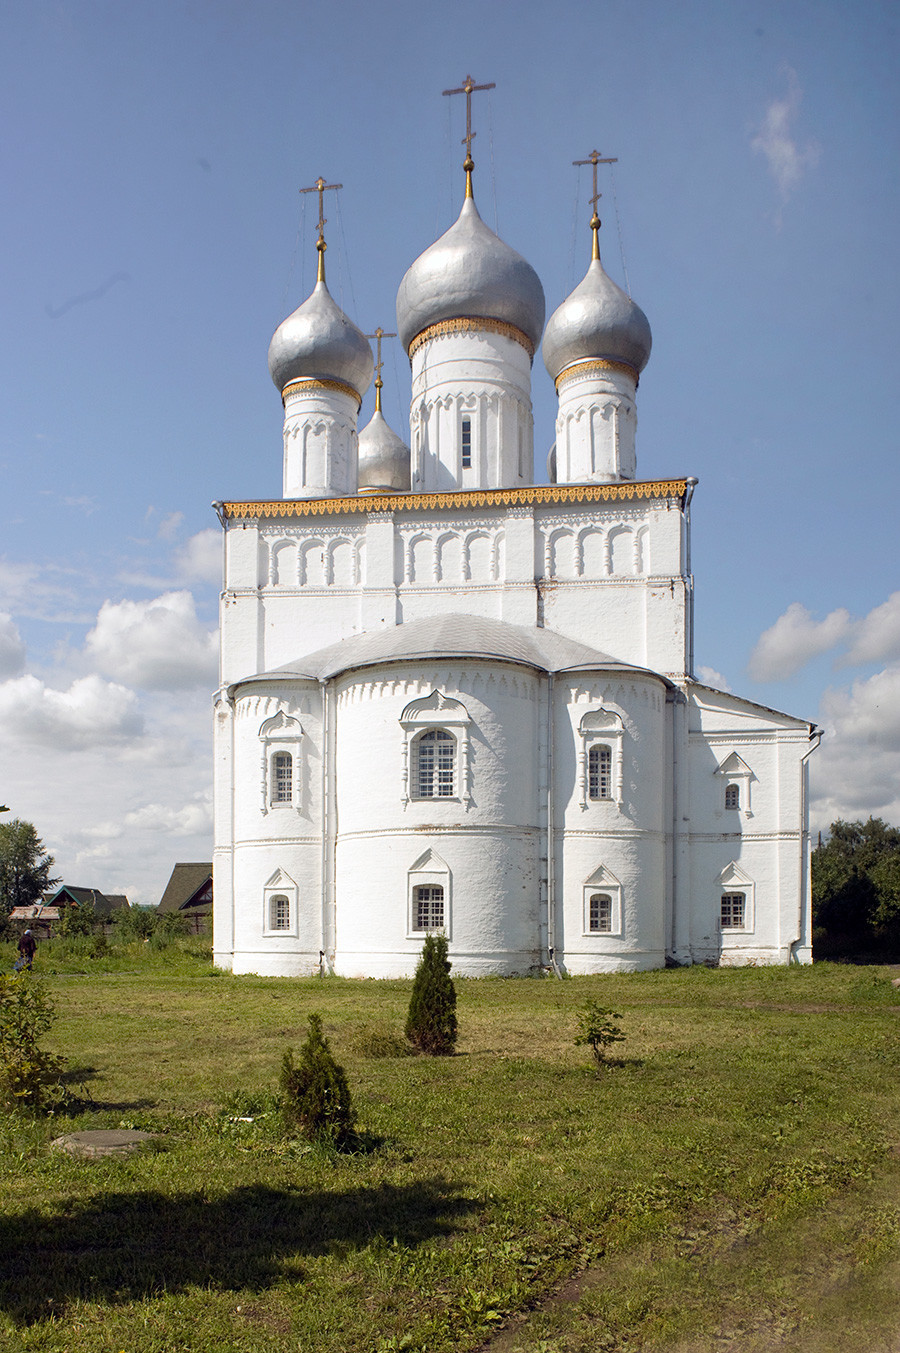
[125,794,213,837]
[0,613,26,678]
[810,664,900,831]
[84,590,218,690]
[842,591,900,667]
[157,511,185,542]
[748,602,852,682]
[176,528,222,584]
[751,67,820,201]
[696,665,731,692]
[0,673,143,748]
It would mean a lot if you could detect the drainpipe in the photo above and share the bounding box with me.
[318,677,333,973]
[546,672,562,978]
[684,481,698,681]
[790,725,822,962]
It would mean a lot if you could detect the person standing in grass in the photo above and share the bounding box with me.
[15,929,36,972]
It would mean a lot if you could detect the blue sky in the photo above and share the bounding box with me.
[1,0,898,902]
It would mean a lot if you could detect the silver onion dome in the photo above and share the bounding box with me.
[396,197,545,353]
[542,257,652,381]
[358,408,411,492]
[268,279,374,399]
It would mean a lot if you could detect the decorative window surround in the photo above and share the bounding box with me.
[400,691,472,807]
[715,751,754,818]
[582,864,623,936]
[259,711,303,814]
[263,868,299,937]
[717,862,755,936]
[578,709,625,809]
[408,849,451,937]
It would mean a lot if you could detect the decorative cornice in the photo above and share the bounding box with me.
[219,479,689,520]
[555,358,638,391]
[408,316,535,360]
[282,376,362,409]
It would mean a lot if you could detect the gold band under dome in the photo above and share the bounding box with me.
[554,357,638,390]
[407,316,536,360]
[282,376,362,408]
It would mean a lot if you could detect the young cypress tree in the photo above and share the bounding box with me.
[279,1012,356,1146]
[405,933,458,1055]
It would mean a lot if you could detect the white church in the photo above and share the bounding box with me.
[211,95,817,977]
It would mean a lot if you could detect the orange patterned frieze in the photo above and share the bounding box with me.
[220,480,689,521]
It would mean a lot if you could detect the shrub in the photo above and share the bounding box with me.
[405,933,457,1055]
[574,1001,625,1068]
[57,902,99,939]
[279,1013,356,1147]
[0,975,68,1112]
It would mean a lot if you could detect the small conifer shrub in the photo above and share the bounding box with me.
[574,1000,625,1068]
[279,1013,356,1147]
[0,975,68,1112]
[405,933,458,1055]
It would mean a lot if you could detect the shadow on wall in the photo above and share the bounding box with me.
[0,1178,478,1325]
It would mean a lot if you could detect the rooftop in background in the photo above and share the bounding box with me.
[158,863,213,915]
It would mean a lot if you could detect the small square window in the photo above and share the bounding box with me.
[720,893,745,929]
[588,893,613,932]
[725,784,739,810]
[413,885,444,931]
[269,895,290,930]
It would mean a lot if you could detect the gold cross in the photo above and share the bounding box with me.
[573,150,617,257]
[443,74,496,196]
[365,327,397,412]
[299,176,342,280]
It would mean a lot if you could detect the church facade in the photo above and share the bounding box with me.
[211,132,817,978]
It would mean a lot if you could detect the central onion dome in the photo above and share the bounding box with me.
[268,277,373,400]
[396,196,545,355]
[542,254,652,382]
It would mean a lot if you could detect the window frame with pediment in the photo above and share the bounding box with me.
[582,864,623,937]
[715,751,754,818]
[258,711,304,814]
[578,709,625,809]
[407,849,451,938]
[717,862,755,938]
[262,868,299,938]
[400,692,473,808]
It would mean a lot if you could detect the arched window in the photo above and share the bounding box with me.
[588,745,612,800]
[588,893,613,932]
[725,784,740,810]
[413,885,444,931]
[272,752,292,805]
[414,729,455,799]
[720,893,745,929]
[269,894,290,930]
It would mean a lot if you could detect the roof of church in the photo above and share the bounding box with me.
[239,615,666,685]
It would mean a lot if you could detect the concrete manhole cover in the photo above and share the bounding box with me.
[51,1129,158,1158]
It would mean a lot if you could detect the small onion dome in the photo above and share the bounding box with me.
[357,408,411,492]
[396,197,545,355]
[268,279,374,400]
[542,257,652,382]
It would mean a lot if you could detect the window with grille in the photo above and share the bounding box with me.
[588,745,612,800]
[720,893,745,929]
[461,417,472,469]
[588,893,613,932]
[269,895,290,930]
[414,729,455,798]
[413,885,444,931]
[725,784,739,810]
[272,752,292,805]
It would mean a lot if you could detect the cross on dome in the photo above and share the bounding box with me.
[365,327,397,413]
[442,74,495,198]
[573,149,617,260]
[299,176,342,281]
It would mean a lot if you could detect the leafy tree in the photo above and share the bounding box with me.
[57,901,99,938]
[405,933,458,1055]
[0,975,68,1113]
[812,817,900,952]
[279,1013,356,1147]
[0,819,59,914]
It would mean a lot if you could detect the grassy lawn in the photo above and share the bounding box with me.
[1,943,899,1352]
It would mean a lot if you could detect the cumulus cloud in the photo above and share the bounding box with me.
[696,666,732,692]
[125,795,213,836]
[0,613,26,678]
[810,664,900,830]
[751,67,820,201]
[175,528,222,584]
[842,591,900,667]
[748,602,852,682]
[0,673,143,748]
[157,511,185,542]
[84,591,218,690]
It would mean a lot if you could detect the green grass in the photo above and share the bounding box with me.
[0,947,898,1351]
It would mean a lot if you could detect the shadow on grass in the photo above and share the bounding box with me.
[52,1066,157,1118]
[0,1177,479,1324]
